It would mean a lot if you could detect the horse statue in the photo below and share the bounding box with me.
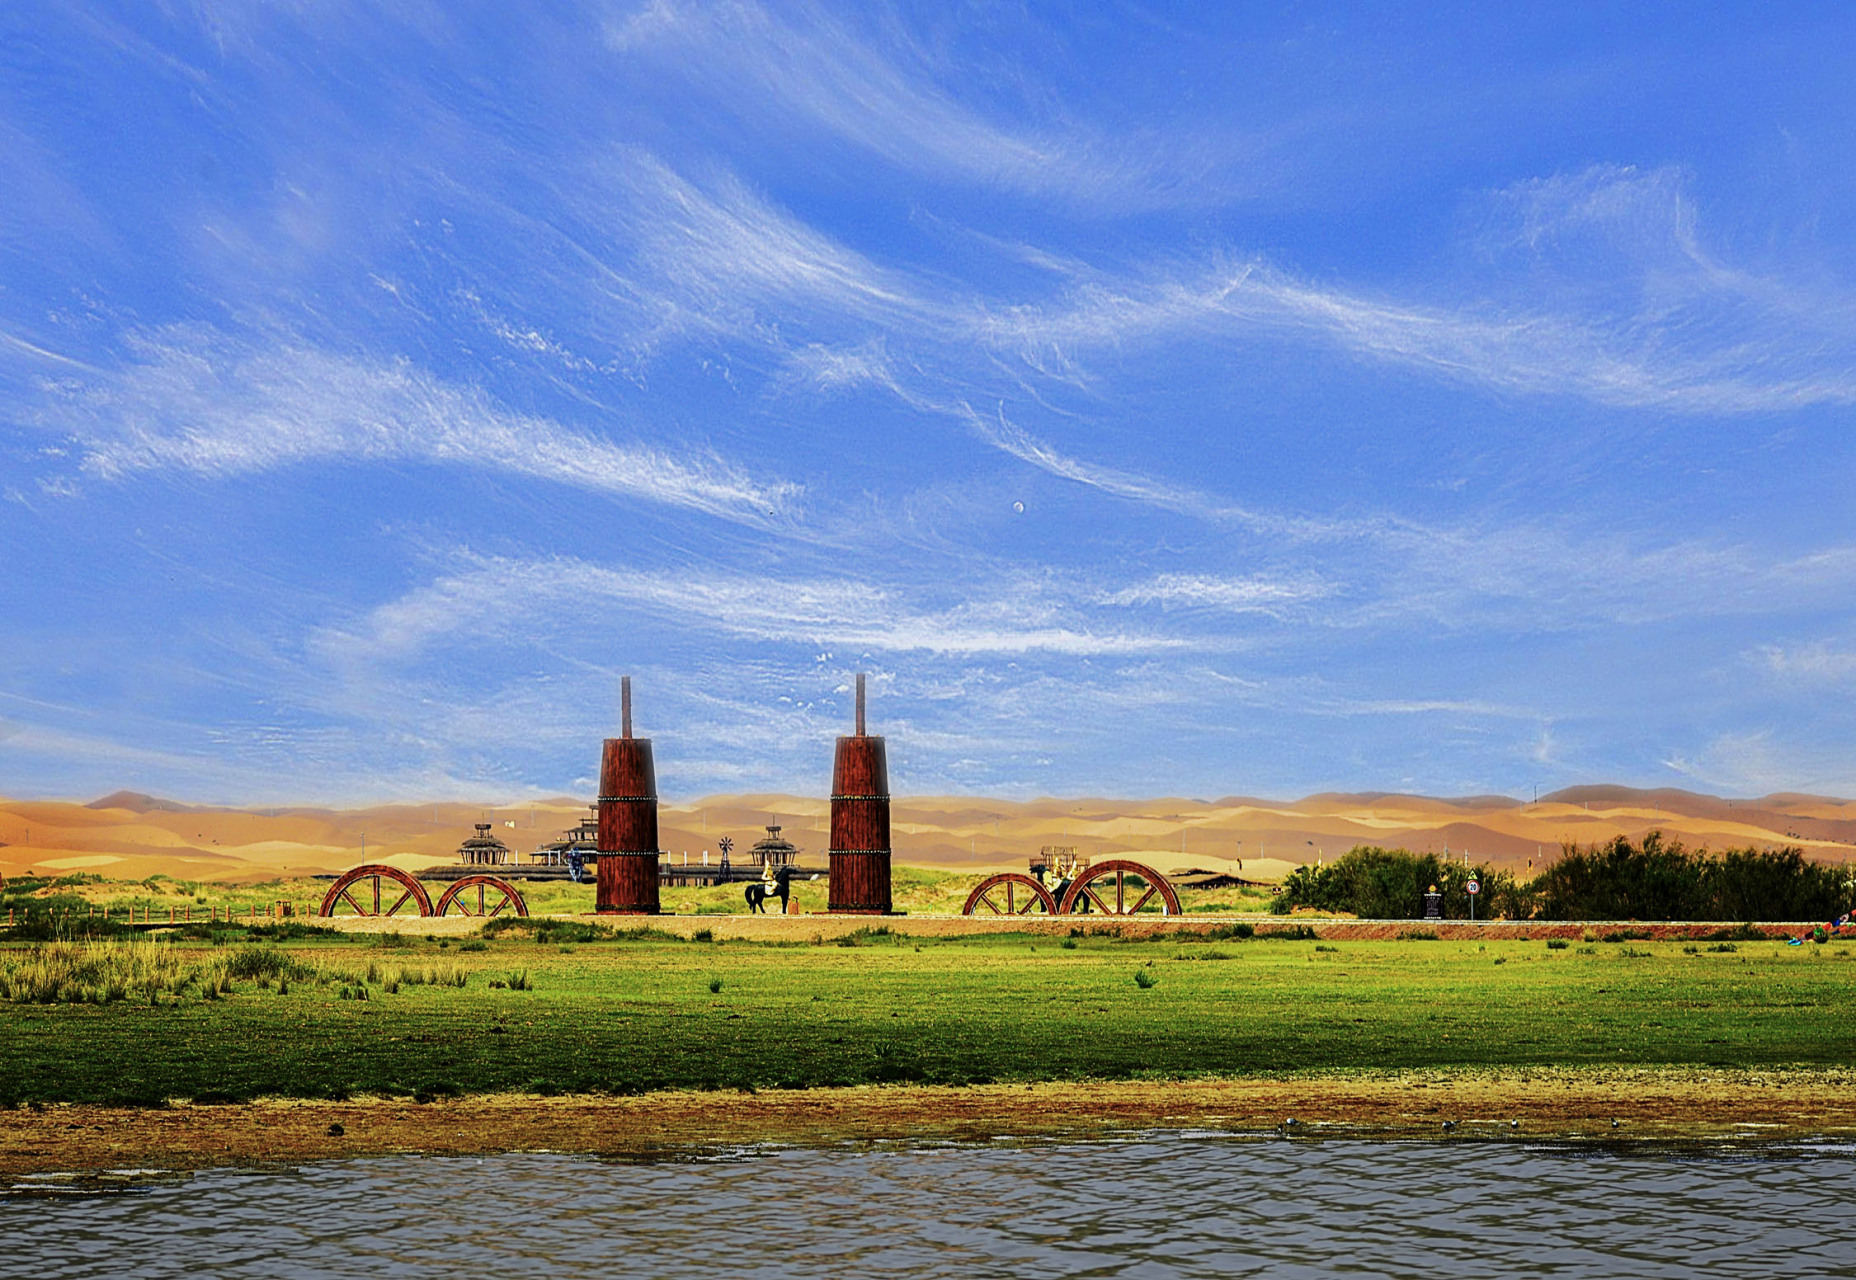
[744,865,815,914]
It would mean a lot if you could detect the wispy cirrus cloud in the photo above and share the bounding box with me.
[44,326,798,523]
[1101,572,1336,618]
[581,153,1856,535]
[979,255,1856,415]
[319,555,1190,664]
[1751,641,1856,685]
[603,0,1226,212]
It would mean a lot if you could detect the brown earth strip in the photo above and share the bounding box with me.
[298,913,1823,941]
[5,1069,1854,1178]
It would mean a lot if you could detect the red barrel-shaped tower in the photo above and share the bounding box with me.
[597,676,661,914]
[828,673,892,914]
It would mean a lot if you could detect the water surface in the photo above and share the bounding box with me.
[5,1135,1848,1279]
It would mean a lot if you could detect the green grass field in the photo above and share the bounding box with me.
[1,927,1850,1106]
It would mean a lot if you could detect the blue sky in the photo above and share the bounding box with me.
[4,3,1856,804]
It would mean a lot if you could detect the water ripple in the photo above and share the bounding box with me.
[2,1137,1850,1279]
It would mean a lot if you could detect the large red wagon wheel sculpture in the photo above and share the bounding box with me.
[319,864,434,918]
[1057,859,1180,916]
[434,875,529,919]
[962,873,1059,916]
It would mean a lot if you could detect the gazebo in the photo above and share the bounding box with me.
[457,823,514,866]
[532,807,600,865]
[750,824,801,870]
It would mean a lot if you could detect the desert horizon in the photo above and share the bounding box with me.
[6,782,1854,885]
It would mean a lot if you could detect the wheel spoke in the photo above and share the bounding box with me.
[339,888,367,916]
[1129,885,1158,913]
[384,889,413,917]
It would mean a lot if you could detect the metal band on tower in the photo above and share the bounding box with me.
[597,675,661,914]
[828,673,892,913]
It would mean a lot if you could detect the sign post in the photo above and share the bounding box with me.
[1466,877,1481,922]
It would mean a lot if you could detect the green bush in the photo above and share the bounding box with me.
[1274,835,1852,923]
[1534,834,1847,922]
[1271,847,1527,919]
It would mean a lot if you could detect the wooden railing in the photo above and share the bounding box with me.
[0,902,307,929]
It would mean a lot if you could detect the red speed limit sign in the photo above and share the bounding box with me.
[1466,879,1481,895]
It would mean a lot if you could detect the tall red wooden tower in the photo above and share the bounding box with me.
[596,676,661,914]
[827,673,892,914]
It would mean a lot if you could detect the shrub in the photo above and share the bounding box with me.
[1535,835,1848,922]
[1271,847,1531,920]
[1545,939,1569,950]
[224,946,311,983]
[1133,969,1158,989]
[708,976,724,993]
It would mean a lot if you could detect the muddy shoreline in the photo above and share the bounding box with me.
[5,1069,1854,1178]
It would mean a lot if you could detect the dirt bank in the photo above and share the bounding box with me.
[302,913,1821,941]
[5,1069,1854,1177]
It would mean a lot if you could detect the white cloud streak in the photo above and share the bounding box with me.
[979,253,1856,415]
[1102,572,1336,618]
[51,326,797,523]
[1753,642,1856,686]
[321,555,1191,664]
[604,0,1214,211]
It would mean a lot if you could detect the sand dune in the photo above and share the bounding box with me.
[2,785,1854,884]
